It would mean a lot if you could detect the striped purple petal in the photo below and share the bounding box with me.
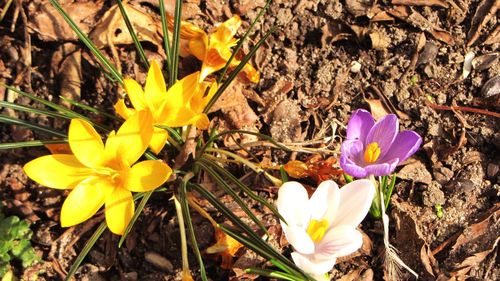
[346,109,375,141]
[366,114,398,157]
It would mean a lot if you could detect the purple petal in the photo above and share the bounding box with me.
[364,158,399,176]
[366,114,398,157]
[340,139,364,163]
[346,109,375,141]
[381,130,422,163]
[340,155,367,178]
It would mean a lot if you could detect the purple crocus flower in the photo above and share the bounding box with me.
[340,109,422,178]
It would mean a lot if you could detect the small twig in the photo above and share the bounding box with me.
[425,98,500,118]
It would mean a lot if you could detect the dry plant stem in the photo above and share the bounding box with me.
[425,99,500,118]
[205,147,282,186]
[187,194,218,228]
[173,194,192,280]
[377,176,419,279]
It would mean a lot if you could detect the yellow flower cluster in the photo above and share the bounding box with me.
[23,16,259,235]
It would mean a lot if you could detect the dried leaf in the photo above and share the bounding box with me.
[466,0,500,46]
[386,6,454,45]
[483,25,500,45]
[472,53,499,71]
[28,1,103,41]
[365,98,390,120]
[391,0,448,8]
[345,0,375,17]
[89,3,164,53]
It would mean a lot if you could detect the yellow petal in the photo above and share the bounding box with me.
[200,48,227,81]
[105,110,153,165]
[24,154,93,189]
[213,16,242,44]
[60,177,114,227]
[194,114,210,130]
[242,63,260,83]
[188,35,208,61]
[123,79,147,110]
[144,60,168,109]
[149,127,169,154]
[69,119,105,168]
[105,187,134,235]
[157,72,199,126]
[179,20,206,39]
[114,99,136,120]
[124,160,172,192]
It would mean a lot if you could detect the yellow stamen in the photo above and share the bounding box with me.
[364,142,381,163]
[306,219,329,242]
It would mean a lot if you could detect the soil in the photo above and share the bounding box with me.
[0,0,499,281]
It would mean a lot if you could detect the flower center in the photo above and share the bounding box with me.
[306,219,329,242]
[364,142,381,164]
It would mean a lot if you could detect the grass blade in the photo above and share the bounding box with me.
[204,26,276,113]
[217,0,271,84]
[199,158,285,223]
[0,139,67,150]
[198,129,289,157]
[159,0,172,83]
[0,114,66,138]
[180,174,207,281]
[245,267,306,281]
[169,0,182,85]
[118,190,153,248]
[116,0,149,69]
[65,222,107,281]
[196,160,268,235]
[218,224,309,279]
[49,0,123,84]
[0,101,72,120]
[188,182,306,278]
[1,84,86,120]
[59,96,122,121]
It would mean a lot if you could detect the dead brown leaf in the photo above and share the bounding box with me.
[483,25,500,45]
[391,0,448,8]
[51,43,82,108]
[392,201,439,279]
[89,3,164,56]
[345,0,375,17]
[386,6,454,45]
[28,1,103,41]
[466,0,500,46]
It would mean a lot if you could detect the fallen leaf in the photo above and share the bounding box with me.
[466,0,500,46]
[386,6,454,45]
[472,53,499,71]
[391,0,448,8]
[483,25,500,45]
[89,3,164,54]
[28,1,103,41]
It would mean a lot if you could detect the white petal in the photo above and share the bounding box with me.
[283,225,315,255]
[277,181,310,228]
[332,179,375,227]
[291,252,336,277]
[309,180,340,224]
[315,225,363,259]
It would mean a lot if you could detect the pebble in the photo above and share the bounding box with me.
[144,252,173,272]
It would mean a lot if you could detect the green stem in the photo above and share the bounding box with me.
[369,175,382,219]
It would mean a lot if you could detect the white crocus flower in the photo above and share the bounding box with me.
[277,180,375,280]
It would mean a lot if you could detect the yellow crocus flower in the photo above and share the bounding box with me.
[115,60,217,154]
[23,111,172,235]
[178,15,260,83]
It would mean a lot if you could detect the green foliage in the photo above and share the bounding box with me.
[0,211,39,276]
